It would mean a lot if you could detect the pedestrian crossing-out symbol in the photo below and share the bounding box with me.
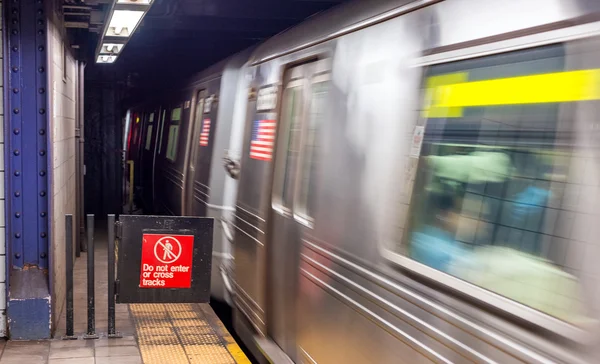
[153,236,182,264]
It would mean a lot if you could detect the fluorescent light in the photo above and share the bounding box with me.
[117,0,153,4]
[95,0,156,63]
[97,55,117,64]
[101,43,124,54]
[106,10,144,37]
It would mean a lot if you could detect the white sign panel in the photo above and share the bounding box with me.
[257,85,278,112]
[409,126,425,158]
[204,96,214,113]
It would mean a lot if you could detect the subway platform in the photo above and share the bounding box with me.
[0,228,250,364]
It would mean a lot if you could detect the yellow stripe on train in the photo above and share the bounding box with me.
[423,69,600,118]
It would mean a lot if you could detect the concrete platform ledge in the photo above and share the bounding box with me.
[7,269,51,340]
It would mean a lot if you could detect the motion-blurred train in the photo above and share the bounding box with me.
[126,0,600,362]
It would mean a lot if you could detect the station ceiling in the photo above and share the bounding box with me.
[66,0,348,88]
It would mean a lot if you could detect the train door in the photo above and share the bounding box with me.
[141,111,157,210]
[132,113,145,188]
[184,90,207,215]
[268,63,313,360]
[152,108,168,209]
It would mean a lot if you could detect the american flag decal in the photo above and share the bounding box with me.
[199,119,211,146]
[250,119,276,161]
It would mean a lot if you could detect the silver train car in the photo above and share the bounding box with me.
[128,49,253,303]
[127,0,600,362]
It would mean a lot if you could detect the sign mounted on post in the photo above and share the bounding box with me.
[115,215,213,304]
[139,234,194,288]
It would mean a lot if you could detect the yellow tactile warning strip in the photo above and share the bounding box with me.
[130,303,251,364]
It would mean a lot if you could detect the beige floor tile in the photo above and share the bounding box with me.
[95,356,143,364]
[2,342,49,357]
[0,341,48,364]
[3,340,49,349]
[94,337,137,347]
[49,346,94,359]
[48,358,95,364]
[50,339,94,349]
[0,357,46,364]
[95,345,140,357]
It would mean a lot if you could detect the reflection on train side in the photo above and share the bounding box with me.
[408,146,588,325]
[401,43,600,327]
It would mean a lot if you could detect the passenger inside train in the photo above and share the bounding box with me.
[410,190,465,273]
[408,144,589,325]
[405,41,594,325]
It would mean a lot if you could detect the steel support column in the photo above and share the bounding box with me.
[5,0,51,340]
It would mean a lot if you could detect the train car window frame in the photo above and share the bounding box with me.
[293,73,330,228]
[412,20,600,70]
[157,109,167,155]
[144,112,155,151]
[166,106,183,162]
[189,91,206,170]
[272,79,305,215]
[382,33,600,341]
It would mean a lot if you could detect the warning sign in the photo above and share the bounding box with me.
[409,125,425,158]
[139,234,194,289]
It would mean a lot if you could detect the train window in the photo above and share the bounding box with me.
[189,94,205,170]
[166,107,182,162]
[158,109,167,154]
[273,81,303,210]
[145,125,153,150]
[144,113,155,150]
[295,77,329,223]
[391,42,600,327]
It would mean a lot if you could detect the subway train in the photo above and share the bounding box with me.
[126,0,600,362]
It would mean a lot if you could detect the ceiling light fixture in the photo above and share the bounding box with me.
[97,55,117,64]
[95,0,155,64]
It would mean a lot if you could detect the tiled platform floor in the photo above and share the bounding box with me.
[0,221,250,364]
[0,224,143,364]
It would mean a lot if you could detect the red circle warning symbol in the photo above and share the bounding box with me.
[154,236,182,264]
[139,234,194,289]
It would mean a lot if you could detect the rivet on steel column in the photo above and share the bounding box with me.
[5,0,52,340]
[36,0,49,270]
[9,0,24,268]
